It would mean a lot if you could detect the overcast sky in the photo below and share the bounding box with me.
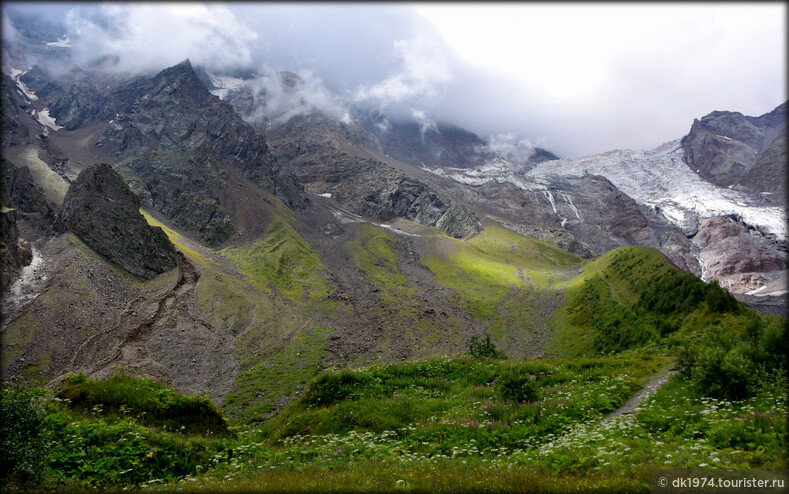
[3,2,786,157]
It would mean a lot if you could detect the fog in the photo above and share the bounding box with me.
[2,2,785,158]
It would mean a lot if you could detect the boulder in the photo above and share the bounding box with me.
[56,163,180,280]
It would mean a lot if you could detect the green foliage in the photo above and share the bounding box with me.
[0,383,50,484]
[304,371,373,407]
[226,326,332,423]
[558,247,753,357]
[679,314,787,400]
[46,412,224,488]
[57,372,229,435]
[262,355,658,444]
[467,334,504,359]
[220,216,332,302]
[496,366,539,403]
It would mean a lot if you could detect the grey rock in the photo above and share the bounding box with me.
[56,163,180,280]
[683,102,787,201]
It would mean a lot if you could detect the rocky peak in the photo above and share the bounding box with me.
[146,58,217,108]
[682,101,787,197]
[56,163,180,280]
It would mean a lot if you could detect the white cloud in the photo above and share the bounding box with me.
[245,67,351,125]
[477,133,546,164]
[410,109,438,140]
[64,3,257,74]
[354,36,452,108]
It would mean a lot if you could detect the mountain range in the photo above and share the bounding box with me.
[1,23,786,416]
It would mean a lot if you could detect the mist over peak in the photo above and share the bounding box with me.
[2,2,784,158]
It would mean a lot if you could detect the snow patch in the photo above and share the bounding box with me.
[207,74,246,100]
[36,108,63,131]
[15,78,38,102]
[45,36,71,48]
[318,192,332,198]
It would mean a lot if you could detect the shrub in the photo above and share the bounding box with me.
[467,334,503,359]
[497,366,539,403]
[679,314,787,400]
[57,372,229,435]
[0,383,50,484]
[303,371,370,406]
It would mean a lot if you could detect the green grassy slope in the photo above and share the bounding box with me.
[424,222,585,356]
[220,216,333,303]
[144,204,339,423]
[549,246,745,358]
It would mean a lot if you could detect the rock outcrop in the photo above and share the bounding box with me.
[2,75,31,147]
[694,215,787,293]
[352,109,558,169]
[683,102,787,202]
[93,59,304,245]
[266,112,481,238]
[0,160,33,291]
[56,163,180,280]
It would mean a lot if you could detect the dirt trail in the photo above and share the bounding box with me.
[603,370,676,422]
[54,254,238,402]
[593,264,618,303]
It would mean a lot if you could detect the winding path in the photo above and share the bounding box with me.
[603,370,676,422]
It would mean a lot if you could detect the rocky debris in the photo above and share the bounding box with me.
[63,254,238,403]
[56,163,179,280]
[683,102,787,200]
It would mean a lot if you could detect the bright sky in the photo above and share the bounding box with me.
[412,3,787,154]
[3,2,786,157]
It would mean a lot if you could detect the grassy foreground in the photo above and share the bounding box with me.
[2,349,785,492]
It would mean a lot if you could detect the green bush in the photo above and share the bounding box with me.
[0,383,50,484]
[303,371,371,406]
[497,366,539,403]
[57,372,229,435]
[679,314,787,400]
[467,334,503,359]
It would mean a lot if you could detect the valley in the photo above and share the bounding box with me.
[1,8,787,492]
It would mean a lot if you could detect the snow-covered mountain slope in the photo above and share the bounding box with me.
[432,136,786,297]
[435,139,785,240]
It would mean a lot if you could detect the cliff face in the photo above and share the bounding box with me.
[56,163,179,280]
[683,102,787,203]
[266,112,481,238]
[92,60,304,245]
[0,160,33,292]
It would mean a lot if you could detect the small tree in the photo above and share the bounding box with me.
[497,366,539,403]
[467,334,503,359]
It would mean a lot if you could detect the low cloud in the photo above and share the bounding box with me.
[354,36,452,110]
[476,133,547,164]
[410,109,438,140]
[244,67,351,126]
[64,4,257,74]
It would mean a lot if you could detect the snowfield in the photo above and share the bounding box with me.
[433,139,786,239]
